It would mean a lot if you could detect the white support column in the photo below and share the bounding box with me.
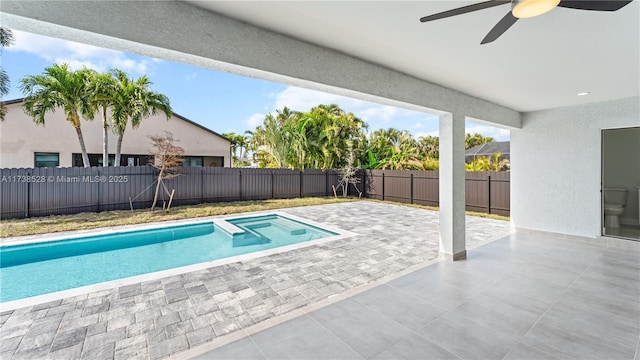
[439,113,467,261]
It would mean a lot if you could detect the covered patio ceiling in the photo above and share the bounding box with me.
[187,0,640,112]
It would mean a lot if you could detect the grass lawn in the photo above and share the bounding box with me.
[0,198,509,238]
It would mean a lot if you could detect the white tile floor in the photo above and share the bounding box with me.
[193,232,640,360]
[605,225,640,241]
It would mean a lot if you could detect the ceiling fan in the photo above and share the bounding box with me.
[420,0,633,44]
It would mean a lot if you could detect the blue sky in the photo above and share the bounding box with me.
[3,30,509,141]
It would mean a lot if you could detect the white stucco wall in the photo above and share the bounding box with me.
[0,102,231,168]
[511,96,640,238]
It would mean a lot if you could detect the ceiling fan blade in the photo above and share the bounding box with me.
[420,0,510,22]
[557,0,633,11]
[481,12,518,44]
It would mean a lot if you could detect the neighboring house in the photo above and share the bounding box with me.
[0,98,232,168]
[464,141,510,163]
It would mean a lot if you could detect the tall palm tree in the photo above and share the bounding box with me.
[20,64,96,167]
[86,71,117,167]
[1,27,14,121]
[222,132,251,166]
[110,70,171,166]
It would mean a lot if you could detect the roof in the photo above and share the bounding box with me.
[2,98,232,143]
[465,141,510,157]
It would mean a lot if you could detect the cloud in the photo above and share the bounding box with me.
[272,86,437,129]
[414,131,439,138]
[465,124,511,141]
[8,30,151,74]
[412,122,423,129]
[246,113,265,129]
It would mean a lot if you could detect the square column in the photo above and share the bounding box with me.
[439,113,466,260]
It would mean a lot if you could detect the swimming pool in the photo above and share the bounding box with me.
[0,213,352,303]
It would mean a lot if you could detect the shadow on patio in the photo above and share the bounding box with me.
[189,231,640,360]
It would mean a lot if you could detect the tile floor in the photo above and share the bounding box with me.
[0,202,510,360]
[194,231,640,360]
[605,225,640,241]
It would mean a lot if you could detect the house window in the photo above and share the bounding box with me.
[183,156,203,167]
[34,152,59,168]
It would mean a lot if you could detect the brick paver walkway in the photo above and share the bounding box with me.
[0,201,511,359]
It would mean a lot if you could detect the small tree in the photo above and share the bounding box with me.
[148,132,184,210]
[333,151,362,198]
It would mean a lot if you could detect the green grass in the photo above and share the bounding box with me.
[0,197,356,238]
[0,197,509,238]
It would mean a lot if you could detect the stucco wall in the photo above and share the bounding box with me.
[511,96,640,238]
[0,102,231,168]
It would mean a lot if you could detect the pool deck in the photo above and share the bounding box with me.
[0,201,511,360]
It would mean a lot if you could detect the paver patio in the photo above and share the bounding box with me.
[0,201,511,359]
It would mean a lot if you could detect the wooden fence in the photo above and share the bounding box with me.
[0,167,509,219]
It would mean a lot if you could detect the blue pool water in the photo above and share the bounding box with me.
[0,214,337,302]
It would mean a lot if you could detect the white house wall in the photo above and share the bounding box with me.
[0,102,231,168]
[511,96,640,238]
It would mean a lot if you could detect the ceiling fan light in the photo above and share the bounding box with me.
[512,0,561,18]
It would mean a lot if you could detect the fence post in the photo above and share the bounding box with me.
[271,170,274,199]
[97,168,101,212]
[200,168,204,203]
[325,170,329,196]
[487,174,492,214]
[299,170,303,198]
[382,173,385,201]
[362,171,367,198]
[25,170,31,218]
[410,173,414,204]
[239,170,243,201]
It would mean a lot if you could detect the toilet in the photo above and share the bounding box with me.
[604,187,628,228]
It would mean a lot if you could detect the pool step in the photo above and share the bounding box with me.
[212,219,245,237]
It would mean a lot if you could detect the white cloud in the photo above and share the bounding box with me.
[246,113,265,129]
[8,30,151,75]
[412,122,423,129]
[465,124,511,141]
[272,86,438,131]
[414,130,439,138]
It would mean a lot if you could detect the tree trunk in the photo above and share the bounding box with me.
[75,126,90,168]
[102,107,109,167]
[151,168,164,210]
[114,133,123,167]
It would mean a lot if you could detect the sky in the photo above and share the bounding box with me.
[2,30,510,141]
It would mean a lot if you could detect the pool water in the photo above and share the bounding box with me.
[0,214,337,302]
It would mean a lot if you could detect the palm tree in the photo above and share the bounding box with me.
[222,132,250,166]
[465,132,494,150]
[20,64,96,167]
[367,128,423,170]
[250,108,299,168]
[1,27,15,121]
[418,135,439,159]
[110,70,171,166]
[86,71,117,167]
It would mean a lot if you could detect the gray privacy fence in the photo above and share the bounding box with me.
[0,167,509,219]
[364,170,510,216]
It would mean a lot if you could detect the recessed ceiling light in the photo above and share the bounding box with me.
[577,92,590,96]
